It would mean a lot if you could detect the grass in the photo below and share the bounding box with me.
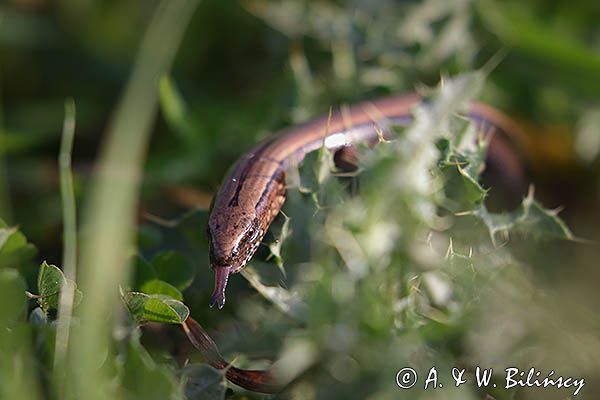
[54,98,76,383]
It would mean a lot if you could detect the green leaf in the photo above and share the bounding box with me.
[121,333,180,400]
[0,269,27,326]
[0,219,37,269]
[267,212,292,273]
[297,145,332,194]
[140,279,183,301]
[182,364,226,400]
[123,292,189,324]
[151,251,195,291]
[37,261,64,312]
[471,188,574,245]
[241,266,307,320]
[0,226,17,249]
[35,261,82,313]
[437,137,488,210]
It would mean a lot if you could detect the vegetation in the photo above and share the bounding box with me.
[1,0,599,399]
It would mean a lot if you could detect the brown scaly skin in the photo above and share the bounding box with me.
[208,165,286,308]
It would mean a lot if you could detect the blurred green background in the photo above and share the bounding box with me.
[1,0,599,399]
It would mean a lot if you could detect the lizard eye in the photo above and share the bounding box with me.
[247,226,259,242]
[246,219,260,242]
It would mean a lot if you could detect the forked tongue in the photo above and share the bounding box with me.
[209,265,232,309]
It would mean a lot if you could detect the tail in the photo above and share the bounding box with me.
[209,265,231,309]
[182,316,282,393]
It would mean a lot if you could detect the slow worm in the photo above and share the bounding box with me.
[207,93,525,309]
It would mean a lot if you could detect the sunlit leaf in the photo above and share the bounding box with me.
[37,261,64,312]
[140,279,183,301]
[35,261,83,314]
[123,292,189,324]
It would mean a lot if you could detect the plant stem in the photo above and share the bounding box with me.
[54,98,77,379]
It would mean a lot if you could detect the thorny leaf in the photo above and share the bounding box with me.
[267,212,292,274]
[470,187,574,245]
[242,266,307,320]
